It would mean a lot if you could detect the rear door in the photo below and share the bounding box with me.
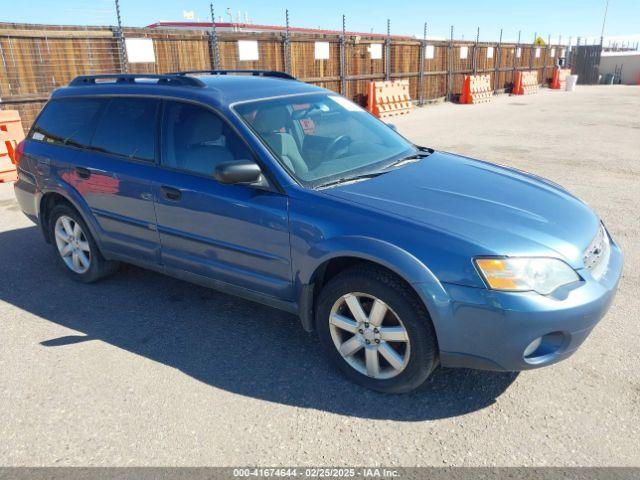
[70,96,161,264]
[153,100,292,300]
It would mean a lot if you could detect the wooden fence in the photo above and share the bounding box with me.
[0,22,566,131]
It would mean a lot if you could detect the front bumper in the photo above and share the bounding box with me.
[420,241,623,372]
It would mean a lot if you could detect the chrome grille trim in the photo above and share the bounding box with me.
[583,224,610,280]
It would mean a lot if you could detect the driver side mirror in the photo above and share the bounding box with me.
[214,160,263,185]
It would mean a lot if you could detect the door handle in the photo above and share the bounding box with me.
[75,167,91,179]
[160,186,182,201]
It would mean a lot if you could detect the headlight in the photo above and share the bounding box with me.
[475,257,580,295]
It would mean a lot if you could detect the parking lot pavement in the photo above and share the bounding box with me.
[1,86,639,466]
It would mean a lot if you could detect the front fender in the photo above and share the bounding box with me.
[295,235,452,336]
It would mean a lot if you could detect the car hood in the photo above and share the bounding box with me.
[321,151,600,269]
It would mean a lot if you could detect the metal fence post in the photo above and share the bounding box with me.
[494,28,502,95]
[6,38,20,93]
[113,0,128,73]
[418,22,426,105]
[85,25,95,70]
[557,35,562,68]
[283,10,292,75]
[209,3,221,69]
[0,42,11,95]
[447,25,453,102]
[530,32,536,72]
[384,19,391,81]
[512,30,521,91]
[473,27,479,75]
[513,30,520,79]
[339,14,346,96]
[542,34,550,84]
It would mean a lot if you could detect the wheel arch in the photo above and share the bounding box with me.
[38,188,104,254]
[296,236,450,336]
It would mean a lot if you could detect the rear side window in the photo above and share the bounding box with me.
[91,97,159,162]
[31,97,104,148]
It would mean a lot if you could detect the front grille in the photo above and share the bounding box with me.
[583,224,611,280]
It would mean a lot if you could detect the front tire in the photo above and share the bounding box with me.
[49,204,119,283]
[316,265,438,393]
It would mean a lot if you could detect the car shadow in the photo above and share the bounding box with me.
[0,225,518,421]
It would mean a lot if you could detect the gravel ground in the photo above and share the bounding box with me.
[0,86,638,467]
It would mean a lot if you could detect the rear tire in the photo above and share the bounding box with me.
[49,204,119,283]
[316,265,438,393]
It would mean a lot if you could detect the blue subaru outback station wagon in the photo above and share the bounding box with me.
[14,71,622,393]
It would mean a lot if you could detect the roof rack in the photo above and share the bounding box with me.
[69,74,206,88]
[172,69,297,80]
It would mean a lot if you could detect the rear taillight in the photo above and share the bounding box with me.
[12,139,25,166]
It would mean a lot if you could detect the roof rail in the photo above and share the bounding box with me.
[172,69,297,80]
[69,74,206,88]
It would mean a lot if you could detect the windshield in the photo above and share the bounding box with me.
[233,93,418,187]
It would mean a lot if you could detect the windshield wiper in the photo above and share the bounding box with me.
[317,149,432,189]
[384,150,432,170]
[317,171,389,189]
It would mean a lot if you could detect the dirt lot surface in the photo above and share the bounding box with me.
[1,86,639,466]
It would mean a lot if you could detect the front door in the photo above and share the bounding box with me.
[153,100,292,300]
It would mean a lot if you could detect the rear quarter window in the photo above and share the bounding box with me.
[31,97,105,148]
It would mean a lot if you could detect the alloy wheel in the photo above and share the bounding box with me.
[329,292,410,380]
[54,215,91,274]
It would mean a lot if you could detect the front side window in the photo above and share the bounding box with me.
[161,101,253,177]
[31,97,105,148]
[234,93,417,187]
[91,97,159,162]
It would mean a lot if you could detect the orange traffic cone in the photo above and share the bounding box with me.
[512,71,524,95]
[550,68,561,89]
[366,81,377,115]
[460,76,472,104]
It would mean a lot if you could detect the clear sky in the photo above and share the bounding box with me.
[6,0,640,44]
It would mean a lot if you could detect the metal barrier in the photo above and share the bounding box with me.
[512,71,540,95]
[460,75,492,104]
[366,80,413,118]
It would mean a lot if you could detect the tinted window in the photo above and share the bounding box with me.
[161,101,253,176]
[91,97,159,161]
[31,97,104,148]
